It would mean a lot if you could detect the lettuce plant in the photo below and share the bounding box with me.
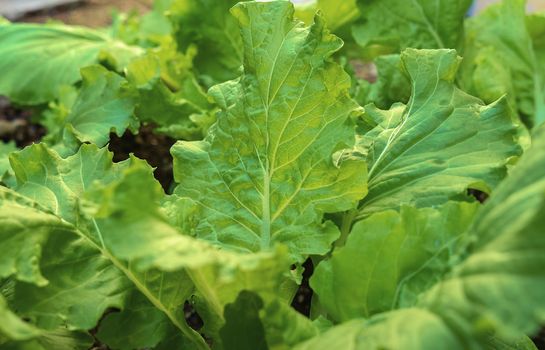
[0,0,544,349]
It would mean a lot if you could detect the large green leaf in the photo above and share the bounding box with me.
[0,188,131,335]
[0,23,142,104]
[3,142,290,348]
[171,1,367,263]
[87,156,290,343]
[312,202,478,323]
[0,144,209,349]
[355,49,520,218]
[459,0,545,127]
[351,0,472,55]
[294,125,545,349]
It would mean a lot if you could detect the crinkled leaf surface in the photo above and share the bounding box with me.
[0,144,210,349]
[0,23,142,104]
[352,0,471,55]
[0,187,131,333]
[356,49,520,218]
[294,125,545,349]
[63,65,136,146]
[459,0,545,127]
[312,202,478,323]
[172,1,367,262]
[88,157,290,343]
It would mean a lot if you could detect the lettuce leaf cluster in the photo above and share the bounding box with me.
[0,0,544,349]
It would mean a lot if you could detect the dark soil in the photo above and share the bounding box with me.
[291,259,314,317]
[534,329,545,349]
[0,97,45,147]
[468,188,489,203]
[108,125,176,191]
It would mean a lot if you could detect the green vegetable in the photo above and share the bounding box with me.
[0,1,543,349]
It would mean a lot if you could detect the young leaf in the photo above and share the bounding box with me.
[171,1,367,262]
[0,23,142,104]
[357,49,520,217]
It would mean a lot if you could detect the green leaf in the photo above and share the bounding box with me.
[2,144,208,348]
[294,0,360,33]
[294,124,545,349]
[125,46,215,140]
[95,291,174,350]
[295,309,469,350]
[169,0,243,83]
[0,23,142,104]
[486,334,538,350]
[356,49,520,218]
[459,0,545,127]
[171,1,367,262]
[220,291,268,350]
[8,143,130,225]
[0,188,130,332]
[260,299,319,350]
[312,202,478,323]
[352,0,472,55]
[0,190,65,287]
[420,125,545,339]
[0,294,41,341]
[1,330,93,350]
[353,54,411,110]
[219,292,319,350]
[87,157,291,342]
[0,142,16,181]
[62,65,136,146]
